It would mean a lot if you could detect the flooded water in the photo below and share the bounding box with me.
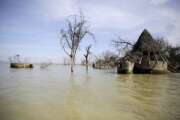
[0,63,180,120]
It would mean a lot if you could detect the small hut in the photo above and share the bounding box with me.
[132,29,168,73]
[117,29,168,74]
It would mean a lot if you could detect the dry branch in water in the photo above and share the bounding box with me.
[84,44,92,70]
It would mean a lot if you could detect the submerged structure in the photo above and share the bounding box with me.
[117,29,168,74]
[10,63,33,68]
[117,56,134,74]
[9,54,33,69]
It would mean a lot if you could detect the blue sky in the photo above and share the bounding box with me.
[0,0,180,63]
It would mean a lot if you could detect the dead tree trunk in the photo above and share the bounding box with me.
[84,45,92,71]
[59,13,94,72]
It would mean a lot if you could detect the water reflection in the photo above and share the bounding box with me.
[65,75,81,119]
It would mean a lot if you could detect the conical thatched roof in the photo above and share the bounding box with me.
[133,29,154,52]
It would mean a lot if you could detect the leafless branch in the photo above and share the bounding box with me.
[112,37,134,55]
[59,13,94,72]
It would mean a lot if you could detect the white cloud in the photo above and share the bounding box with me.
[166,22,180,46]
[32,0,180,45]
[75,0,180,45]
[32,0,79,20]
[81,4,145,30]
[150,0,169,5]
[1,0,180,62]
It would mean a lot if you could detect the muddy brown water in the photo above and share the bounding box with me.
[0,63,180,120]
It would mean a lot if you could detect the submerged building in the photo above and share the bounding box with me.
[117,29,168,74]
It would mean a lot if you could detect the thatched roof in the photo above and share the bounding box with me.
[133,29,155,52]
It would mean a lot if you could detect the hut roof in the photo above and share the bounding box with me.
[133,29,155,52]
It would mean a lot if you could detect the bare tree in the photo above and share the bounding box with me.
[112,37,134,55]
[8,54,21,63]
[84,44,92,70]
[154,37,171,54]
[59,14,93,72]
